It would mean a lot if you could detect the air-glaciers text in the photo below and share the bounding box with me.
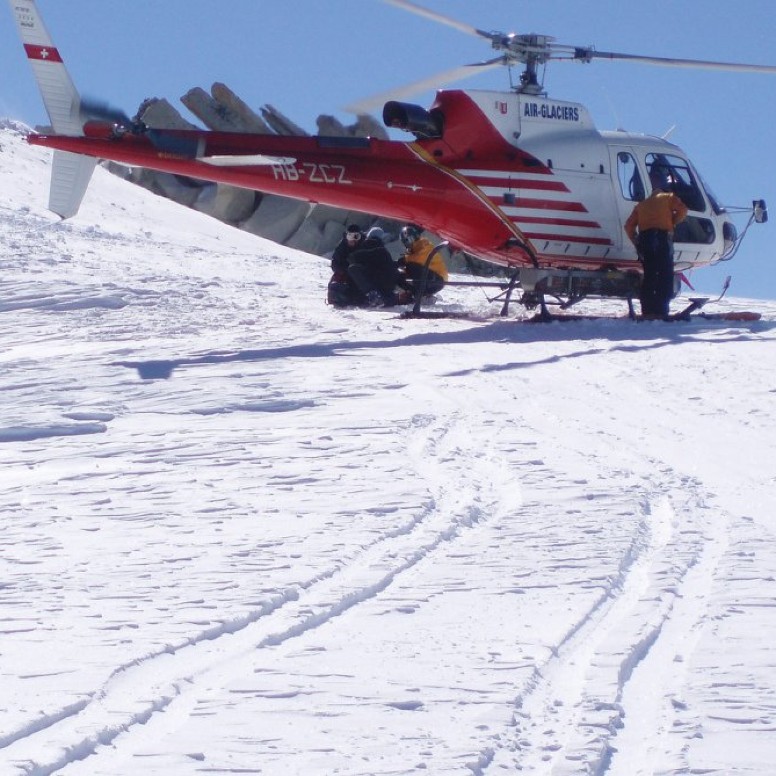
[523,102,580,122]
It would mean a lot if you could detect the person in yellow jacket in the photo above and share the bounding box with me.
[625,167,688,318]
[397,224,449,298]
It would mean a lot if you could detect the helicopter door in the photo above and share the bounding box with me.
[609,147,646,257]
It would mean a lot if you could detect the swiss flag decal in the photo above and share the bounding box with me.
[24,44,63,63]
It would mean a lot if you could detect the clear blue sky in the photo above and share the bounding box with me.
[3,0,775,299]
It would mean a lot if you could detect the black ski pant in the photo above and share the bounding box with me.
[638,229,675,317]
[347,260,397,303]
[398,264,446,296]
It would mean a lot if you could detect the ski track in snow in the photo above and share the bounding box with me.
[2,123,776,774]
[471,336,776,775]
[2,400,633,774]
[486,471,728,775]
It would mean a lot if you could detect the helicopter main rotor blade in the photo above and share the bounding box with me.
[375,0,776,99]
[381,0,491,41]
[344,60,503,115]
[580,48,776,74]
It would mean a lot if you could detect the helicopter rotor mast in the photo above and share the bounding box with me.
[382,0,555,95]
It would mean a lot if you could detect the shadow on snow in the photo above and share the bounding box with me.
[113,317,774,380]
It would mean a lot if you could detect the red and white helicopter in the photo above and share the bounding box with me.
[8,0,772,313]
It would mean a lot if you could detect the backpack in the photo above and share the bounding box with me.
[326,271,358,307]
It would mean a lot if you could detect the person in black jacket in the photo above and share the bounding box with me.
[347,227,398,307]
[327,224,365,306]
[331,224,364,274]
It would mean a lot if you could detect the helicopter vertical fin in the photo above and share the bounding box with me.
[47,150,97,219]
[8,0,96,218]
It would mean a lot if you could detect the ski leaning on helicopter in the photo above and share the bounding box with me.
[7,0,773,319]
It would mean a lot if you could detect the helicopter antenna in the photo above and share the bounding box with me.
[599,88,625,132]
[507,64,517,92]
[662,125,677,140]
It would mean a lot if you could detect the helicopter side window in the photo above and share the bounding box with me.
[617,152,645,202]
[646,153,705,212]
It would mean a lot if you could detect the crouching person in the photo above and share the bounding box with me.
[347,227,399,307]
[327,224,366,307]
[397,224,448,298]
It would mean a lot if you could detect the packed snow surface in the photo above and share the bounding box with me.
[1,121,775,775]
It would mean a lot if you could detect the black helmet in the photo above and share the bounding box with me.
[400,224,422,248]
[649,166,671,191]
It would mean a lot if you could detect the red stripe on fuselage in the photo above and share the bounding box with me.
[465,176,569,192]
[509,215,603,229]
[510,198,588,212]
[24,44,63,62]
[524,232,612,246]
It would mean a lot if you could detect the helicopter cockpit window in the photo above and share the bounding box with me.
[696,171,726,215]
[646,153,705,212]
[647,153,716,244]
[617,152,645,202]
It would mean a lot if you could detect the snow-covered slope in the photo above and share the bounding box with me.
[1,121,775,775]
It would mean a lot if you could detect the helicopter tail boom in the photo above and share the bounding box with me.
[27,124,535,266]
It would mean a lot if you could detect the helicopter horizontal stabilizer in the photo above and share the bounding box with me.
[200,154,298,168]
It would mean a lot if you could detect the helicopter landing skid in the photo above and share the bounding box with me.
[665,274,732,320]
[664,297,711,321]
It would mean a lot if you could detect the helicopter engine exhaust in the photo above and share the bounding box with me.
[383,101,443,139]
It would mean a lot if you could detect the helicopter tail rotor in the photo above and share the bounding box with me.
[78,97,135,129]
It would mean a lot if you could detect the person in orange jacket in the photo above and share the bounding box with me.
[625,167,688,318]
[396,224,448,299]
